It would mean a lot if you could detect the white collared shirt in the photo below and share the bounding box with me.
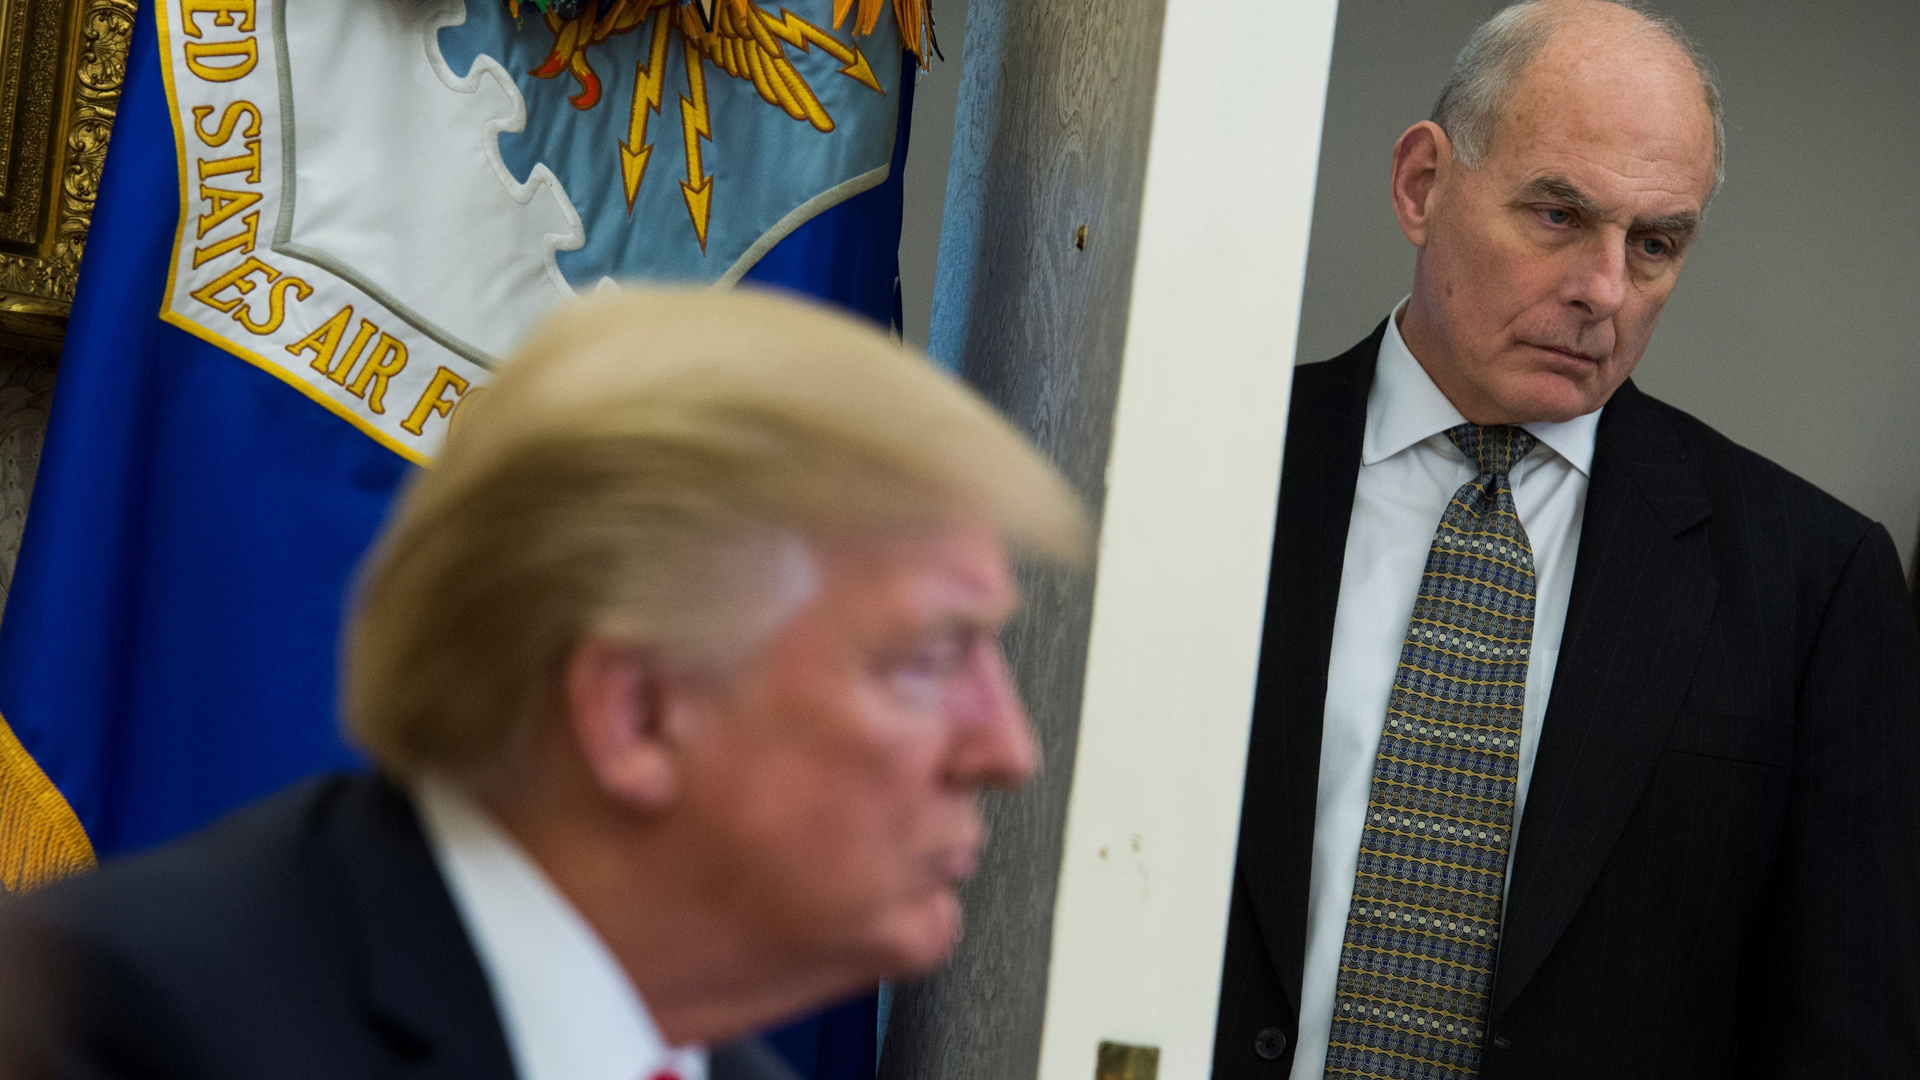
[413,778,707,1080]
[1287,306,1602,1080]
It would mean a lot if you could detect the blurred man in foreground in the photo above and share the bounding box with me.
[0,290,1086,1080]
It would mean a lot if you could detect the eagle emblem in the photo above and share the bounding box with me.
[453,0,929,267]
[151,0,927,460]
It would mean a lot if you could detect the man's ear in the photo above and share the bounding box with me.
[1391,121,1451,248]
[563,634,682,812]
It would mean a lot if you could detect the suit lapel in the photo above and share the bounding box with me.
[329,776,520,1080]
[1492,380,1717,1019]
[1237,323,1382,1012]
[326,782,812,1080]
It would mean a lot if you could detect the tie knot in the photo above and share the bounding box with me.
[1447,424,1536,477]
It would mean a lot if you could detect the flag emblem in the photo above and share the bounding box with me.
[517,0,893,251]
[157,0,910,463]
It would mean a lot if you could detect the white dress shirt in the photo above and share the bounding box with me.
[1287,307,1601,1080]
[414,778,707,1080]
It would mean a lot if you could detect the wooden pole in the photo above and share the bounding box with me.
[877,0,1167,1076]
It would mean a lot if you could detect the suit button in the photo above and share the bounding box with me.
[1254,1027,1288,1060]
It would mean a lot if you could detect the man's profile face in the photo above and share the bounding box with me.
[1401,21,1720,424]
[677,521,1034,984]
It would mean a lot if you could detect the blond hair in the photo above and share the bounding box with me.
[345,288,1086,780]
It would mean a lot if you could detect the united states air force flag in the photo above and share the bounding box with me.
[0,1,925,1074]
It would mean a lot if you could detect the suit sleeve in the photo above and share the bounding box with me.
[711,1038,807,1080]
[0,903,195,1080]
[1739,522,1920,1076]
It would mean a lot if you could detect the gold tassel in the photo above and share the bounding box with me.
[893,0,929,65]
[0,713,95,893]
[830,0,932,64]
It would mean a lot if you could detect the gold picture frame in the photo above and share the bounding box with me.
[0,0,137,355]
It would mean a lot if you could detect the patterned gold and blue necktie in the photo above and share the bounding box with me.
[1324,423,1537,1080]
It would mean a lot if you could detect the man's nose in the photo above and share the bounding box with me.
[948,640,1039,789]
[1565,232,1629,320]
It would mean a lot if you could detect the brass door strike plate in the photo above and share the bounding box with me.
[1095,1041,1159,1080]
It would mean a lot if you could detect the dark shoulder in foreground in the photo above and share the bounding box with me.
[8,774,365,950]
[0,774,514,1080]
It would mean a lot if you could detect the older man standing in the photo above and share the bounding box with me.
[1215,2,1920,1079]
[0,290,1085,1080]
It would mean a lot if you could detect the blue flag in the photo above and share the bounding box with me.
[0,2,923,1075]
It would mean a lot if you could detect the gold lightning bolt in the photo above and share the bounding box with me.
[679,37,714,251]
[756,6,882,93]
[618,8,673,214]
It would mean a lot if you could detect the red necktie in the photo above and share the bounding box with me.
[647,1072,683,1080]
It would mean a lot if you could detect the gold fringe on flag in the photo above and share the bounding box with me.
[833,0,933,66]
[0,713,94,893]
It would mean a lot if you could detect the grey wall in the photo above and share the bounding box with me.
[1298,0,1920,572]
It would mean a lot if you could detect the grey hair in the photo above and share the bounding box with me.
[1431,0,1725,192]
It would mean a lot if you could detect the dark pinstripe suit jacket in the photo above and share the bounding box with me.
[0,776,800,1080]
[1213,324,1920,1079]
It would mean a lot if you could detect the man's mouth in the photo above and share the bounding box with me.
[1528,342,1602,365]
[933,841,980,885]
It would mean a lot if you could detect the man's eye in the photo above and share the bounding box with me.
[1639,237,1669,257]
[1543,208,1572,225]
[899,650,957,676]
[886,636,971,680]
[879,636,977,710]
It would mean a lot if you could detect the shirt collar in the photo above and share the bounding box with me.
[414,777,706,1080]
[1363,300,1601,476]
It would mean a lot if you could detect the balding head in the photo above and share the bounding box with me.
[1387,0,1721,427]
[1435,0,1724,194]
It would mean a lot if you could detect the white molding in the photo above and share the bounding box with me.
[1034,2,1341,1076]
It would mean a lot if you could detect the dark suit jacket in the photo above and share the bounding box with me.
[0,774,800,1080]
[1214,325,1920,1078]
[1909,525,1919,628]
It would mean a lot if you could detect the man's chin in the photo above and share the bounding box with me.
[1500,373,1612,425]
[876,895,965,978]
